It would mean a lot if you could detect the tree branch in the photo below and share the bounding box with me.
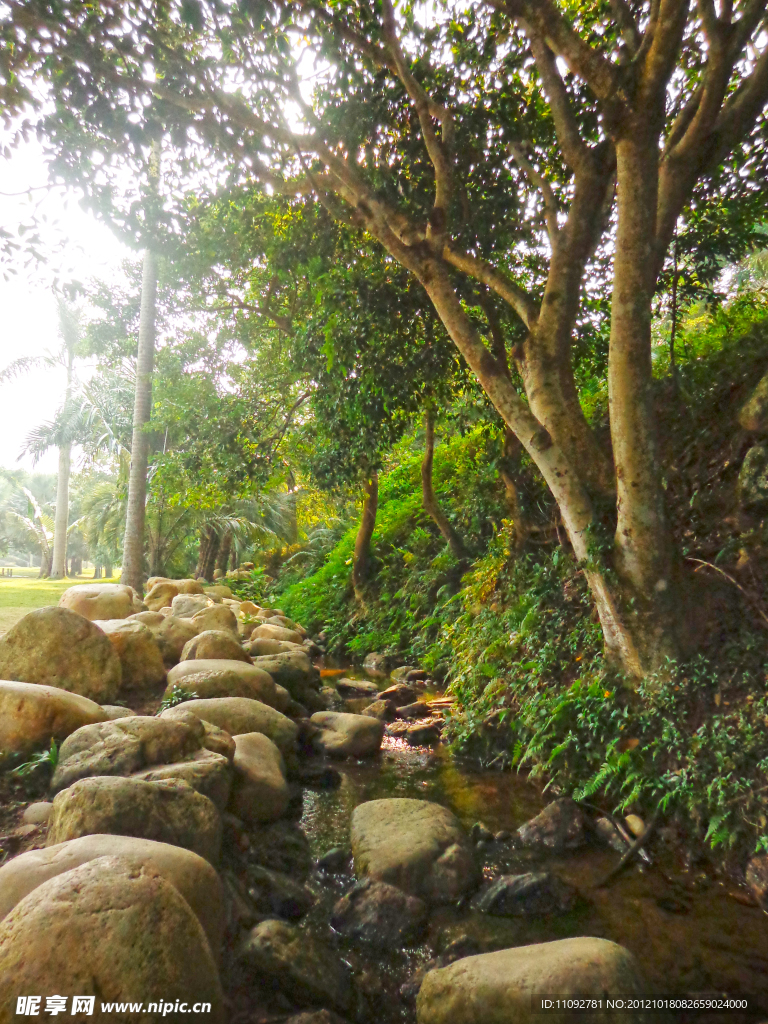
[508,141,560,244]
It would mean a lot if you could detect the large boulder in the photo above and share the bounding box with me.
[132,749,233,812]
[176,578,206,595]
[191,604,239,636]
[172,594,211,618]
[159,707,236,762]
[160,696,299,758]
[238,919,353,1015]
[0,834,224,953]
[151,615,199,666]
[92,619,166,690]
[262,614,307,637]
[351,799,479,904]
[165,660,279,707]
[51,714,205,792]
[251,651,320,702]
[0,608,121,703]
[0,680,107,760]
[470,872,578,917]
[204,585,234,601]
[58,582,142,621]
[181,630,253,664]
[144,581,180,611]
[229,732,290,823]
[416,938,650,1024]
[47,777,222,864]
[251,622,305,645]
[310,711,385,758]
[0,857,224,1022]
[362,653,391,678]
[331,878,427,948]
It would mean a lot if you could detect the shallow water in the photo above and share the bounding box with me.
[298,676,768,1023]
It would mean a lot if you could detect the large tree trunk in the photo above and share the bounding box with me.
[120,243,158,596]
[38,543,52,579]
[195,526,220,582]
[50,443,71,578]
[216,530,233,575]
[421,407,468,560]
[607,134,681,671]
[352,472,378,603]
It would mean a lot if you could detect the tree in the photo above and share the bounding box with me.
[7,0,768,678]
[121,141,161,595]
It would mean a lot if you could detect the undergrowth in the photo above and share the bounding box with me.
[267,297,768,860]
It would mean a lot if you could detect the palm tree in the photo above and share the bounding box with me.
[121,140,161,595]
[0,297,81,577]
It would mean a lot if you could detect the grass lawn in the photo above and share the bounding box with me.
[0,575,120,634]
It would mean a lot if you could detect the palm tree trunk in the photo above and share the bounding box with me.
[50,443,71,578]
[216,530,232,575]
[120,244,158,595]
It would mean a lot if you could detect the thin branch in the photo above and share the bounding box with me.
[687,557,768,629]
[443,244,540,328]
[508,142,559,244]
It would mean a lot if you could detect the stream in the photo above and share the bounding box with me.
[286,666,768,1024]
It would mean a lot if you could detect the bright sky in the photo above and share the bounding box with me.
[0,132,133,474]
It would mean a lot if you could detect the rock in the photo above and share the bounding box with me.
[229,732,289,823]
[166,659,279,708]
[593,817,628,852]
[273,684,293,714]
[739,443,768,512]
[262,613,306,635]
[746,853,768,909]
[47,777,222,864]
[191,604,239,636]
[390,665,418,683]
[517,798,587,852]
[181,629,253,664]
[248,637,305,657]
[130,609,167,626]
[100,704,135,720]
[0,608,121,703]
[251,651,320,702]
[395,701,432,720]
[319,686,346,711]
[172,594,212,618]
[495,830,511,842]
[361,699,396,721]
[164,697,299,758]
[351,799,479,903]
[160,708,237,761]
[0,834,224,952]
[132,749,233,812]
[285,1013,349,1024]
[331,878,428,947]
[246,864,316,919]
[51,714,205,792]
[151,615,200,666]
[471,872,578,916]
[0,856,224,1020]
[22,802,53,825]
[248,820,313,879]
[406,723,441,746]
[336,678,379,699]
[92,618,166,690]
[317,847,351,873]
[344,696,376,714]
[406,669,429,681]
[386,720,411,738]
[144,581,180,611]
[471,822,494,842]
[310,712,385,758]
[58,582,140,621]
[176,578,206,595]
[204,585,234,601]
[378,682,422,707]
[239,919,353,1014]
[415,937,649,1024]
[362,653,391,678]
[0,680,107,759]
[251,622,305,645]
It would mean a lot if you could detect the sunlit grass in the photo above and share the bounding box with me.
[0,575,120,632]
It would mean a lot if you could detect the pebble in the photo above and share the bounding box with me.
[317,846,352,873]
